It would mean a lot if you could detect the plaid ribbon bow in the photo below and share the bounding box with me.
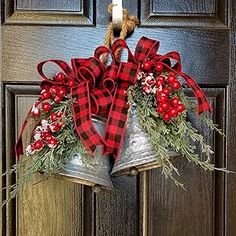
[101,36,211,160]
[15,37,211,161]
[15,56,113,159]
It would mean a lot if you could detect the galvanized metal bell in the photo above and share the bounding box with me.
[58,117,113,191]
[111,108,180,176]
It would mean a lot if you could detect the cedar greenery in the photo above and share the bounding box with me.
[4,98,92,203]
[4,78,227,203]
[127,83,226,189]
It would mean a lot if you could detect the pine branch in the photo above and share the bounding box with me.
[127,82,227,189]
[4,97,93,203]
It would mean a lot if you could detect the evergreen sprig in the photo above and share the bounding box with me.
[4,98,92,203]
[127,84,226,188]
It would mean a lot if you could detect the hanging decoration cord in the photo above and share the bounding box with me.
[104,3,139,62]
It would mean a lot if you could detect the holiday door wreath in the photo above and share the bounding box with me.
[6,36,225,201]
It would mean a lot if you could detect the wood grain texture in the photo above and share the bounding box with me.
[16,0,82,11]
[140,0,227,27]
[147,88,226,236]
[95,176,139,236]
[152,0,215,14]
[2,26,229,85]
[4,0,94,25]
[1,0,236,235]
[226,0,236,235]
[3,85,84,236]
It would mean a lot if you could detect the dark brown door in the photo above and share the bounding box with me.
[1,0,236,235]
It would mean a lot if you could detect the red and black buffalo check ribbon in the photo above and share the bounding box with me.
[15,36,211,161]
[15,57,113,159]
[102,36,211,159]
[94,41,140,159]
[136,37,211,114]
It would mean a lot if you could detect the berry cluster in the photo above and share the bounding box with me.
[139,60,185,122]
[26,112,64,155]
[30,72,71,117]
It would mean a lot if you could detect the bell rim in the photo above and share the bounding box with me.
[56,171,113,190]
[111,152,181,176]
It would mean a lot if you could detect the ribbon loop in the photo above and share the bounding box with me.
[103,61,140,159]
[154,51,211,114]
[111,39,135,63]
[94,46,116,64]
[134,36,160,63]
[37,59,77,81]
[101,64,119,92]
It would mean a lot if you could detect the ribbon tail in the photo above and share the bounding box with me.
[15,120,28,160]
[160,57,212,115]
[90,88,112,117]
[179,71,212,114]
[103,85,130,160]
[71,82,105,156]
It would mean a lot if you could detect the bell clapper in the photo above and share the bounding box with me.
[129,167,139,176]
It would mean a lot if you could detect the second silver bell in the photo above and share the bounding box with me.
[111,108,180,176]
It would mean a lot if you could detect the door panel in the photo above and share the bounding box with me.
[5,0,94,25]
[1,0,236,235]
[148,88,226,236]
[140,0,227,27]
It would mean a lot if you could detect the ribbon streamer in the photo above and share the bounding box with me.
[16,57,113,159]
[16,36,211,161]
[103,36,211,159]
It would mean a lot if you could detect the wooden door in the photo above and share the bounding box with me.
[1,0,236,235]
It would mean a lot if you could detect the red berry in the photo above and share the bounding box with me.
[57,87,67,97]
[142,85,151,94]
[54,72,66,82]
[142,61,153,71]
[163,113,171,122]
[41,91,51,100]
[54,95,63,103]
[155,63,163,72]
[156,80,163,87]
[57,112,64,118]
[47,137,59,148]
[170,97,180,107]
[42,102,51,112]
[50,86,59,95]
[156,76,165,87]
[157,95,168,103]
[43,132,51,138]
[161,87,171,96]
[147,78,155,86]
[160,102,170,111]
[167,74,177,84]
[156,75,165,84]
[34,140,44,150]
[50,113,58,122]
[68,79,75,87]
[44,134,53,142]
[168,107,178,117]
[50,123,61,132]
[177,104,185,112]
[171,81,181,90]
[156,106,164,114]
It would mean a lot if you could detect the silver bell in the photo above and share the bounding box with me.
[111,108,180,176]
[58,117,113,191]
